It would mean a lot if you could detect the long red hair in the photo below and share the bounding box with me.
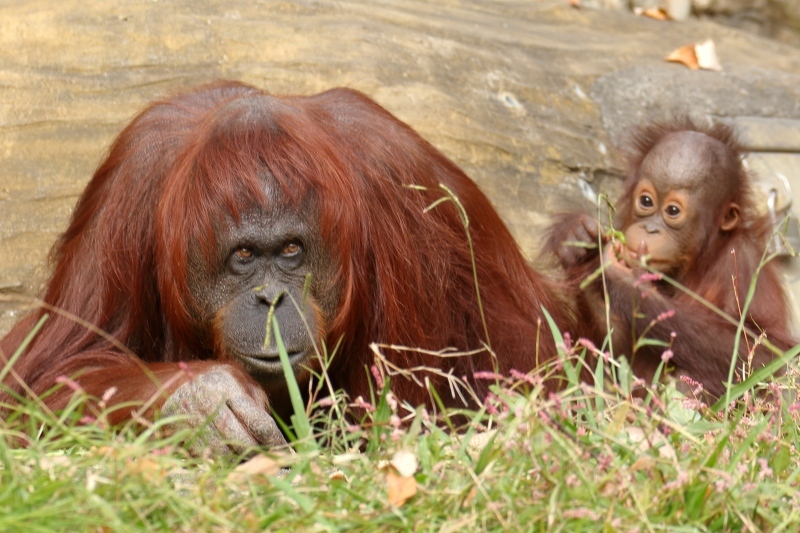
[2,81,571,410]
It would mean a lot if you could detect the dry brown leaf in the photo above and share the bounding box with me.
[329,469,349,482]
[227,454,281,484]
[123,458,163,483]
[599,481,621,498]
[630,455,656,472]
[637,7,670,20]
[665,44,699,70]
[665,39,722,71]
[462,486,478,508]
[386,469,418,507]
[308,461,323,476]
[89,445,118,458]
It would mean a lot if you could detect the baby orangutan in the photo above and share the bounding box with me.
[546,118,796,399]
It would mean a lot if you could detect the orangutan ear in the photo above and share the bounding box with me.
[720,203,740,231]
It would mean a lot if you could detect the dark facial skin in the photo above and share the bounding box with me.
[622,131,740,278]
[188,174,339,389]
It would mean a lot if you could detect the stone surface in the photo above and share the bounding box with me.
[693,0,800,47]
[723,117,800,151]
[626,0,800,46]
[2,0,800,335]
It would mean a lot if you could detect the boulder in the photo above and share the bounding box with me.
[2,0,800,335]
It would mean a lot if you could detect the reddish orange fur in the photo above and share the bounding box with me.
[544,118,797,398]
[1,81,571,420]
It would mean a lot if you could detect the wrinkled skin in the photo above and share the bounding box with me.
[189,179,339,387]
[161,365,288,456]
[551,213,603,269]
[180,177,340,439]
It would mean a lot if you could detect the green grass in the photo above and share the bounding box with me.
[2,198,798,531]
[2,339,800,532]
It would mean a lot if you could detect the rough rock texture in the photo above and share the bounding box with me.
[2,0,800,336]
[621,0,800,45]
[694,0,800,47]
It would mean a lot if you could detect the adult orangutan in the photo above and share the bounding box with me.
[0,81,570,453]
[545,118,796,399]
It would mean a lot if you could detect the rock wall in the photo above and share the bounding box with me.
[2,0,800,335]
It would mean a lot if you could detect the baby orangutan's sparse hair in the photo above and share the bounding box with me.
[544,117,796,399]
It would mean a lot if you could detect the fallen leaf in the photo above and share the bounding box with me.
[599,481,621,498]
[308,461,323,476]
[695,39,722,71]
[390,450,418,478]
[227,454,281,484]
[462,486,478,507]
[630,455,656,472]
[665,39,722,71]
[329,469,349,482]
[386,469,417,507]
[124,458,163,483]
[635,7,670,20]
[89,445,118,458]
[665,44,699,70]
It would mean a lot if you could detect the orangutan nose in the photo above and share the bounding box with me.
[643,222,660,233]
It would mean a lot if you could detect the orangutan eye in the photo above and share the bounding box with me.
[281,242,302,257]
[235,247,254,261]
[665,205,681,217]
[638,195,654,209]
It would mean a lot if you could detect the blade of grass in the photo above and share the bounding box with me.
[272,318,315,453]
